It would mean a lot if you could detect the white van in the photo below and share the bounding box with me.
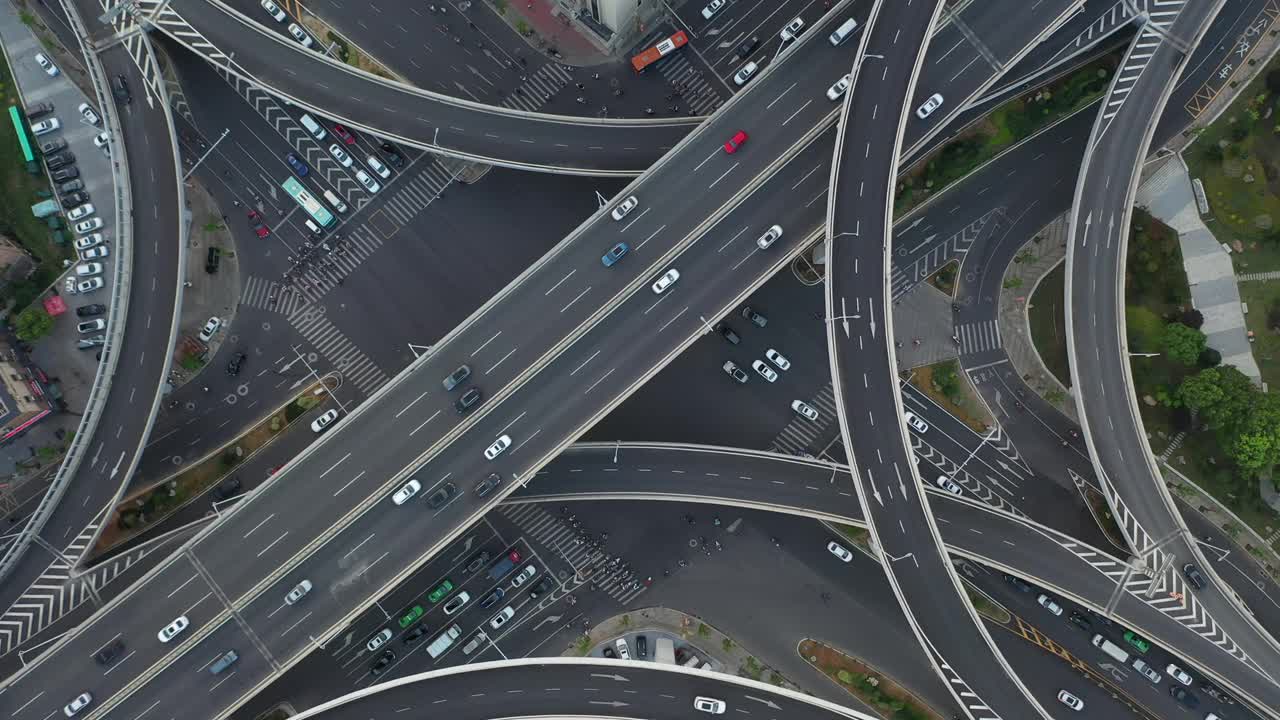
[304,218,322,235]
[427,624,462,659]
[299,114,326,140]
[323,189,348,213]
[829,18,858,46]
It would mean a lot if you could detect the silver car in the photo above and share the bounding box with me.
[916,93,944,119]
[284,579,313,605]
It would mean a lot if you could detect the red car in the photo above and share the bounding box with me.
[333,124,357,145]
[724,129,748,154]
[247,209,270,238]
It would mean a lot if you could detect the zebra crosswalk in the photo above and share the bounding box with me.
[769,382,840,457]
[289,307,390,396]
[955,319,1001,355]
[378,162,457,227]
[497,503,648,606]
[653,54,724,116]
[500,62,573,112]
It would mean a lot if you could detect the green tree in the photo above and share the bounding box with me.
[1161,322,1207,365]
[1176,367,1253,434]
[1230,395,1280,472]
[13,306,53,341]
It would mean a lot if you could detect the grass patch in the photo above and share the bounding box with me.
[1238,279,1280,388]
[963,584,1011,624]
[800,639,943,720]
[835,524,873,553]
[0,51,72,310]
[895,53,1117,217]
[908,360,992,432]
[927,260,957,295]
[739,656,763,681]
[1028,262,1070,387]
[1184,56,1280,272]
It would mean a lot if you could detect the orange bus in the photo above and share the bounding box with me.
[631,31,689,72]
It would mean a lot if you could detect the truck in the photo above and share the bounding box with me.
[1092,634,1129,663]
[487,549,522,582]
[654,637,675,665]
[427,624,462,659]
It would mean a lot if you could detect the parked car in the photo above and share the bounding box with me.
[735,36,760,60]
[31,118,61,136]
[287,22,314,48]
[74,218,104,234]
[77,319,106,334]
[367,155,392,179]
[198,316,222,342]
[226,351,246,376]
[328,143,353,168]
[40,137,67,154]
[74,262,103,277]
[751,359,777,382]
[52,166,80,182]
[61,191,89,209]
[311,408,340,433]
[701,0,726,20]
[733,62,758,86]
[334,124,358,144]
[80,245,109,261]
[76,277,104,293]
[717,322,740,345]
[780,16,805,41]
[34,52,59,76]
[76,304,106,317]
[67,203,95,221]
[1037,594,1063,616]
[77,103,101,126]
[1056,690,1083,711]
[827,541,854,562]
[723,361,748,384]
[356,169,381,193]
[792,400,819,421]
[765,348,790,371]
[260,0,286,21]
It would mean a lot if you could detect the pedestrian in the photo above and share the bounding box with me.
[576,82,584,90]
[232,199,241,207]
[592,72,600,79]
[576,96,586,104]
[644,107,654,115]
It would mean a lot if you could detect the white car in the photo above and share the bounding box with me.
[77,277,104,293]
[260,0,286,22]
[780,17,804,41]
[77,103,101,126]
[356,169,381,193]
[81,245,109,261]
[74,218,104,234]
[157,615,189,643]
[827,541,853,562]
[67,203,95,221]
[827,73,852,101]
[443,591,471,615]
[1037,593,1063,616]
[733,61,758,86]
[367,155,392,179]
[35,52,59,77]
[935,475,962,496]
[916,92,944,119]
[284,579,313,605]
[611,195,638,221]
[694,696,726,714]
[329,144,353,167]
[75,233,104,251]
[700,0,725,20]
[310,408,340,433]
[752,359,777,382]
[1056,690,1083,711]
[366,628,392,652]
[489,606,515,629]
[75,262,103,277]
[510,564,538,588]
[903,412,928,433]
[756,224,782,250]
[392,479,421,505]
[765,348,790,371]
[485,434,512,460]
[791,400,818,421]
[288,23,314,48]
[198,316,222,342]
[614,638,630,659]
[32,118,60,136]
[1166,663,1192,686]
[93,132,110,153]
[63,692,92,717]
[651,268,680,294]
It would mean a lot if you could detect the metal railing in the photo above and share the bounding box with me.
[0,0,135,586]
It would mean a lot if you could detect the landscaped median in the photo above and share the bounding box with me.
[91,377,337,557]
[800,639,944,720]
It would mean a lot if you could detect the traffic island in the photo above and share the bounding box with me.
[89,378,336,558]
[906,360,993,433]
[799,639,945,720]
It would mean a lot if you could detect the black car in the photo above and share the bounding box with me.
[226,351,245,376]
[527,576,553,599]
[52,166,80,182]
[466,551,492,574]
[40,137,67,154]
[76,304,106,317]
[112,74,131,104]
[427,481,457,509]
[369,649,395,676]
[46,152,75,170]
[1199,680,1236,705]
[93,637,125,665]
[213,477,242,501]
[455,386,482,414]
[736,36,760,60]
[402,625,429,644]
[479,588,505,609]
[1182,562,1206,590]
[1067,611,1091,631]
[1002,573,1033,593]
[474,472,501,498]
[61,192,89,209]
[602,646,616,659]
[206,246,221,274]
[59,179,85,194]
[716,322,740,345]
[635,635,647,658]
[26,101,54,119]
[741,306,767,328]
[1169,686,1200,708]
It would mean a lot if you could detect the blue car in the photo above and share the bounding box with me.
[285,152,309,177]
[601,242,629,267]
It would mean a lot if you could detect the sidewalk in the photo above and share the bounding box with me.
[1137,155,1260,382]
[486,0,611,65]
